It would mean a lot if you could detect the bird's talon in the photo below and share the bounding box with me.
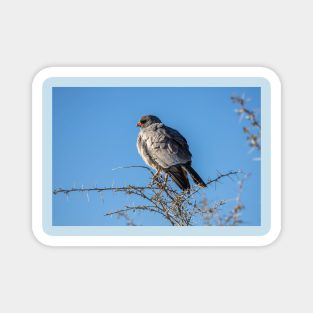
[162,174,169,189]
[152,169,161,181]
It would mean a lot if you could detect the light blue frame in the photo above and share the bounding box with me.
[43,77,270,236]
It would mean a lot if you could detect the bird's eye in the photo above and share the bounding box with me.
[140,120,146,124]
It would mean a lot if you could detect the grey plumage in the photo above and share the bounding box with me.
[136,115,206,191]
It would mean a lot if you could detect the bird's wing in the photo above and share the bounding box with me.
[145,124,192,169]
[165,126,191,155]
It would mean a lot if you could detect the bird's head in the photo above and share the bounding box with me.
[136,115,162,128]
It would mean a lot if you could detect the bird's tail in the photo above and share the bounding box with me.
[182,163,206,188]
[167,165,190,191]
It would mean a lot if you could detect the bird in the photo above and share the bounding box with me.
[136,115,206,191]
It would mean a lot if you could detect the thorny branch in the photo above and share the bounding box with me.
[231,95,261,153]
[53,167,246,226]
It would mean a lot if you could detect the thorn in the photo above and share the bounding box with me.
[112,166,123,171]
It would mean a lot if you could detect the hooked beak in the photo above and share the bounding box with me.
[136,122,142,127]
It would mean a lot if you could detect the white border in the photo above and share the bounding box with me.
[32,67,281,246]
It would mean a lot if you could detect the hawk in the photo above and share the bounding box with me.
[136,115,206,191]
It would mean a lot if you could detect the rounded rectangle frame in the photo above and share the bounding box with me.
[32,67,281,246]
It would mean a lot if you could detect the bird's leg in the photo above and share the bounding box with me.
[163,174,169,189]
[152,168,161,181]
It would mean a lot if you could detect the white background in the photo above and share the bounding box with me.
[0,1,311,312]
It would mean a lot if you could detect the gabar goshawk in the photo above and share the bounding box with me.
[136,115,206,191]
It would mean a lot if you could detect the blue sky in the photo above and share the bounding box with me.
[52,87,260,226]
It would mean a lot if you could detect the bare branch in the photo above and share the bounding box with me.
[231,95,261,153]
[53,169,242,226]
